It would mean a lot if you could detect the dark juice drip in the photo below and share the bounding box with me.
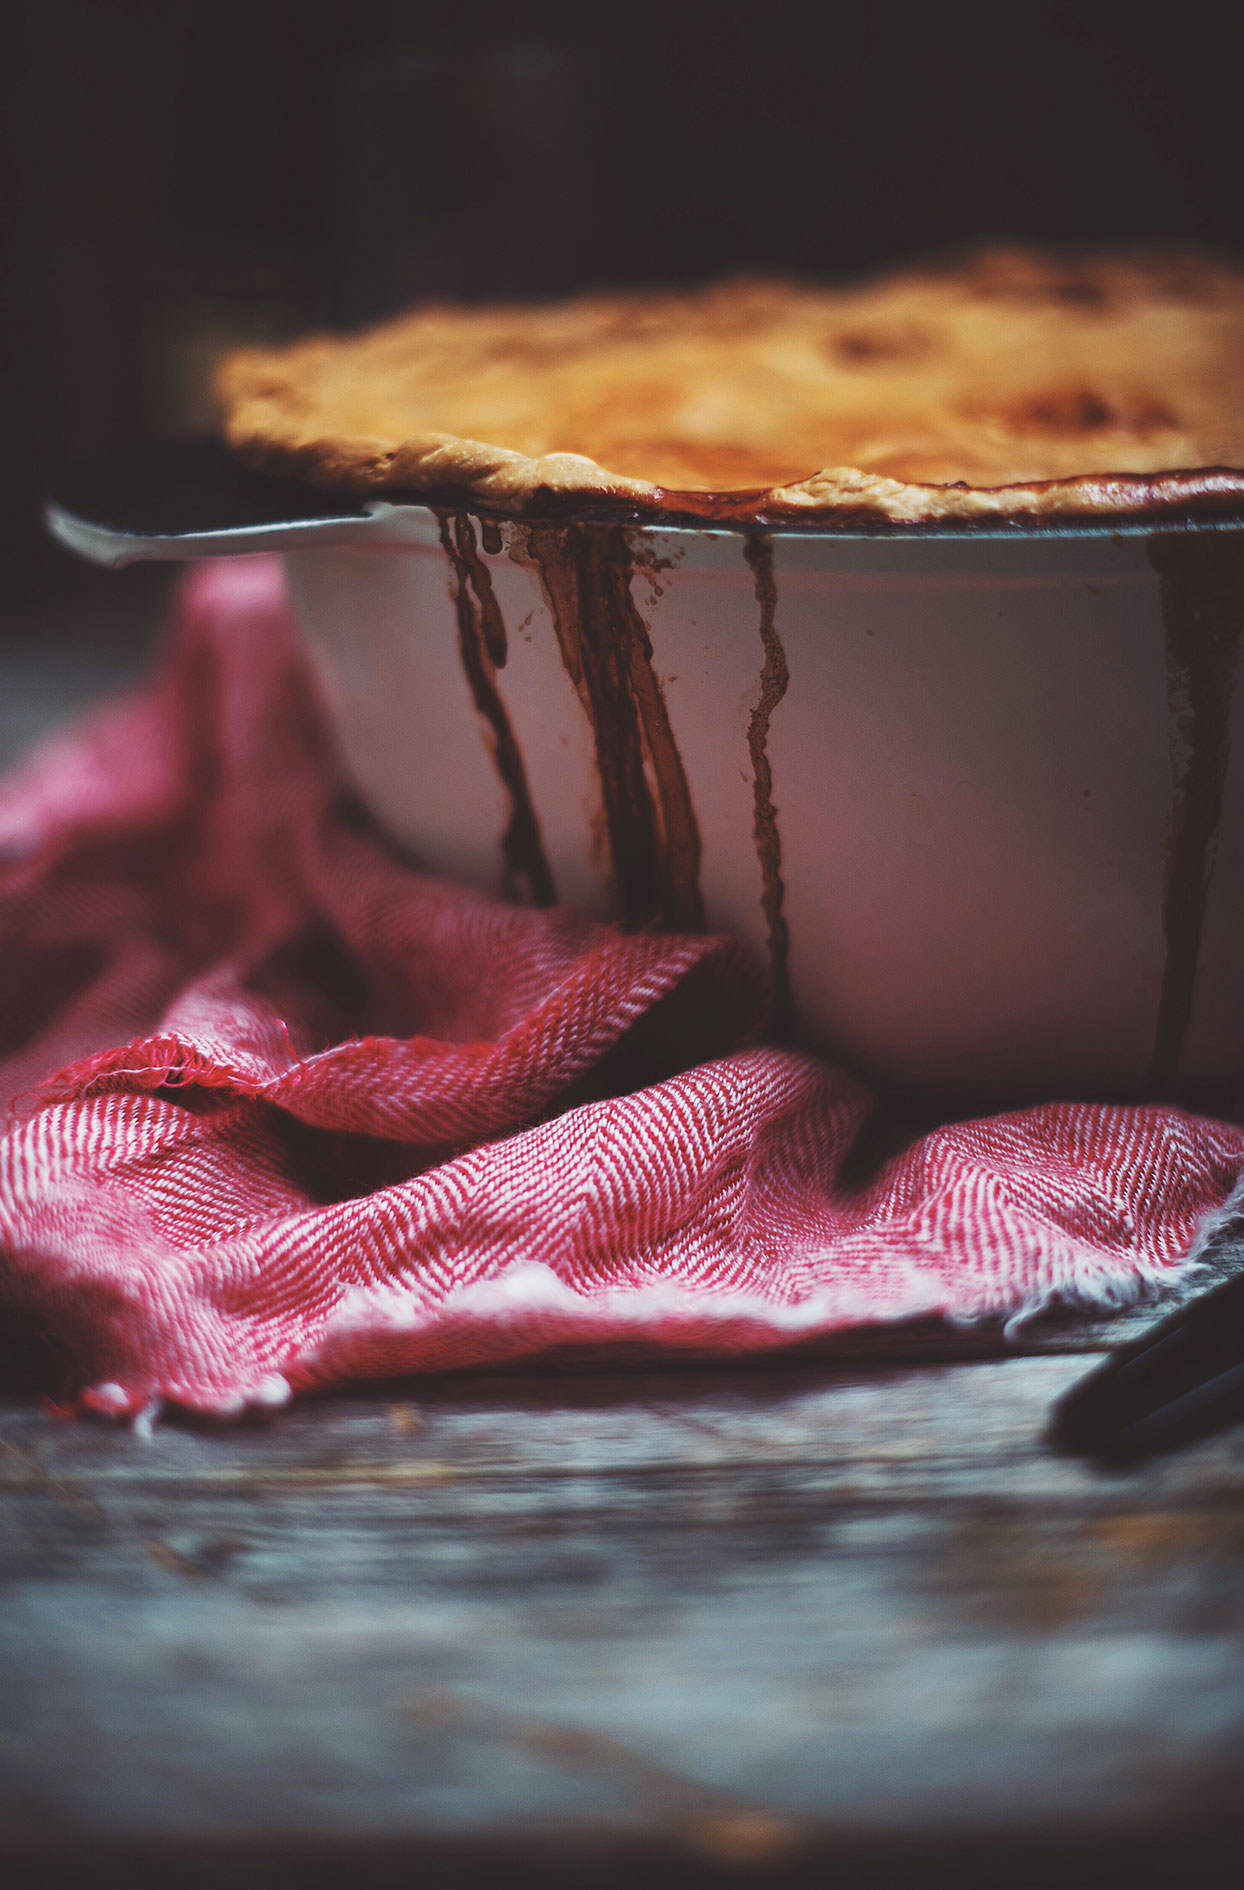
[1146,533,1244,1092]
[743,533,793,1038]
[436,510,556,907]
[618,528,704,931]
[519,523,703,930]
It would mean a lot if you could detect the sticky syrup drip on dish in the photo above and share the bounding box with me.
[436,511,557,906]
[742,534,793,1038]
[515,523,703,930]
[1146,532,1244,1092]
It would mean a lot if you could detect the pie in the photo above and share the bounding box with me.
[216,248,1244,526]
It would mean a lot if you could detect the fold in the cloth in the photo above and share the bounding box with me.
[1,558,1240,1416]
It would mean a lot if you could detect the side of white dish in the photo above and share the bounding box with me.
[285,521,1244,1101]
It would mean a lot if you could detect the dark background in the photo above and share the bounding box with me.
[2,0,1240,606]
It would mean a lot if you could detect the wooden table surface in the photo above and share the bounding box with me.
[3,1322,1244,1889]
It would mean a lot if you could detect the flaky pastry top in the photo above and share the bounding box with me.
[216,249,1244,526]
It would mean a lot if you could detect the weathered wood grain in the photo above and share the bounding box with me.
[2,1355,1244,1888]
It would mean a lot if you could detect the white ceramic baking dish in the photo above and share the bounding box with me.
[281,508,1244,1103]
[48,446,1244,1104]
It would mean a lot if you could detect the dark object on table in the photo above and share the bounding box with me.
[1051,1257,1244,1462]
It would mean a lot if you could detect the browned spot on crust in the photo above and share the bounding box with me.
[743,534,793,1038]
[833,325,933,364]
[436,511,556,907]
[519,524,703,929]
[1146,532,1244,1092]
[987,387,1178,438]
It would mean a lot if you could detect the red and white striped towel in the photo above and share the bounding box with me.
[1,558,1240,1417]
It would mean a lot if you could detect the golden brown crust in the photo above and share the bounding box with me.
[216,249,1244,526]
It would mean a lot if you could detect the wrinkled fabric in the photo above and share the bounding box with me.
[0,558,1240,1416]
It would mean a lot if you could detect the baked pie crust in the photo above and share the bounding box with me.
[217,249,1244,526]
